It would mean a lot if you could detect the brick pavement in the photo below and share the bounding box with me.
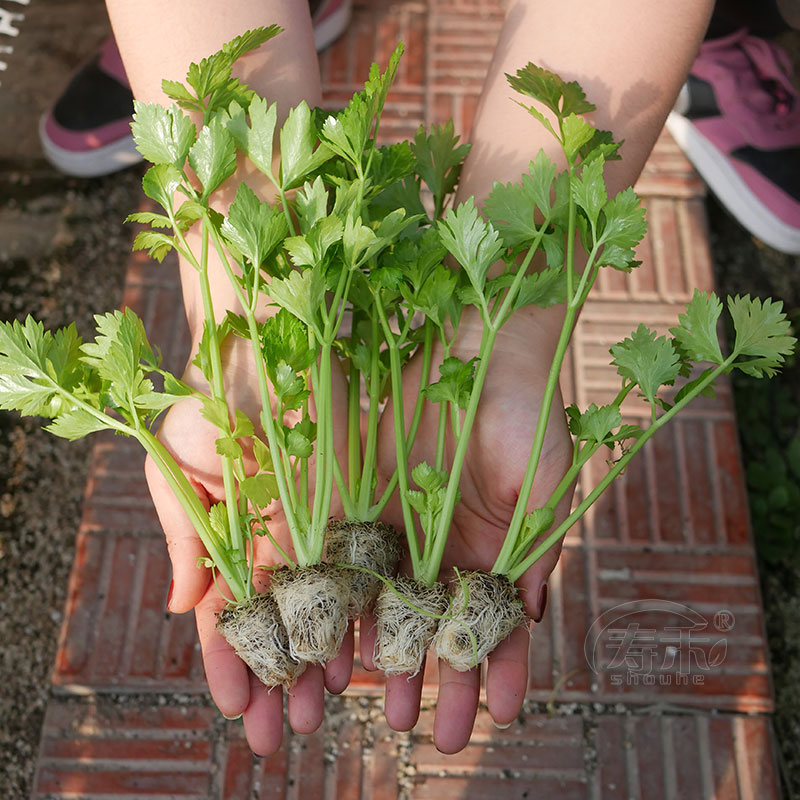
[31,0,781,797]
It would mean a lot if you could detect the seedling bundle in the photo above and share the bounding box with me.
[1,29,794,690]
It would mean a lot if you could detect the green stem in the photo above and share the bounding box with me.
[421,322,498,586]
[505,357,734,583]
[357,312,382,517]
[196,220,244,569]
[375,292,422,576]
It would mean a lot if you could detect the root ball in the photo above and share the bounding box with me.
[216,592,305,689]
[326,520,403,618]
[373,577,449,676]
[270,563,350,664]
[433,570,527,671]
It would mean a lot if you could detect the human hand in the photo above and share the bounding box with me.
[368,307,574,753]
[144,334,353,756]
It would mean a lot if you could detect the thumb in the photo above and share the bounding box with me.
[145,453,212,613]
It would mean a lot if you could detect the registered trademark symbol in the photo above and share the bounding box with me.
[714,610,735,632]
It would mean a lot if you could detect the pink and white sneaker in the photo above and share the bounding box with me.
[39,0,353,178]
[666,29,800,254]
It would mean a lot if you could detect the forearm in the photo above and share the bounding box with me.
[105,1,322,340]
[460,0,714,204]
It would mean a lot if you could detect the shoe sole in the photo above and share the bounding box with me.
[666,112,800,255]
[313,0,352,51]
[39,114,142,178]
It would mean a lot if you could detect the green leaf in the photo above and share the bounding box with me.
[670,290,725,365]
[221,182,288,268]
[598,187,647,253]
[125,211,173,229]
[413,264,458,325]
[423,355,478,409]
[131,102,196,167]
[216,435,243,459]
[610,324,681,408]
[437,198,505,298]
[506,63,595,121]
[567,402,623,446]
[728,295,796,377]
[513,267,567,310]
[240,473,277,508]
[252,436,275,473]
[411,461,448,493]
[267,267,326,332]
[522,507,555,540]
[284,214,343,269]
[140,163,184,213]
[280,101,332,189]
[286,427,313,458]
[295,177,329,234]
[132,230,174,263]
[225,96,278,177]
[222,25,282,64]
[412,121,471,212]
[572,156,606,227]
[188,115,237,197]
[562,113,596,162]
[261,309,315,378]
[484,151,559,248]
[273,361,306,400]
[45,409,110,440]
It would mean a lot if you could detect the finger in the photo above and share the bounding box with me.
[287,664,325,734]
[195,598,250,719]
[515,541,559,619]
[145,454,211,613]
[485,623,530,726]
[242,671,284,756]
[324,622,354,694]
[432,661,480,754]
[359,612,377,671]
[384,669,424,732]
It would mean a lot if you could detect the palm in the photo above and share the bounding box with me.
[145,344,351,756]
[376,331,573,752]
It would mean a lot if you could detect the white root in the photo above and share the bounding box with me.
[325,520,403,618]
[270,563,350,664]
[373,577,449,676]
[432,570,527,671]
[216,592,305,689]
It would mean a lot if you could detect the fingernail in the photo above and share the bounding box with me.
[533,584,548,623]
[166,580,174,612]
[222,712,242,721]
[493,719,513,730]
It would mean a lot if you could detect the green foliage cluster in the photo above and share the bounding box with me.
[0,28,795,606]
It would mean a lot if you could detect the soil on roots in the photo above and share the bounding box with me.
[433,570,527,671]
[373,577,449,676]
[325,520,402,618]
[216,592,305,689]
[270,563,350,664]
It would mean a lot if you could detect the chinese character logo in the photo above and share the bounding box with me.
[584,599,732,688]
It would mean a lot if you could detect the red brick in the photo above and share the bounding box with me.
[409,775,586,799]
[291,726,326,798]
[222,739,256,800]
[595,717,627,797]
[365,719,401,800]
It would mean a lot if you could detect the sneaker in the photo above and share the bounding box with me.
[666,29,800,254]
[39,0,353,178]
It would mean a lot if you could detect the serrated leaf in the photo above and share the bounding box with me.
[437,198,505,298]
[252,436,275,472]
[131,102,196,167]
[267,268,325,332]
[216,435,243,459]
[221,25,282,63]
[286,428,313,458]
[188,115,237,197]
[610,324,681,408]
[412,121,471,214]
[45,409,110,440]
[280,101,332,189]
[411,461,448,493]
[598,187,647,252]
[295,177,329,234]
[506,62,595,120]
[221,182,288,268]
[423,355,478,409]
[125,211,173,229]
[240,473,277,508]
[225,96,277,176]
[513,267,567,310]
[572,156,606,227]
[484,151,559,248]
[522,507,555,540]
[562,113,596,161]
[670,290,725,365]
[140,163,184,212]
[729,295,797,377]
[132,230,174,263]
[567,402,623,446]
[261,309,314,380]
